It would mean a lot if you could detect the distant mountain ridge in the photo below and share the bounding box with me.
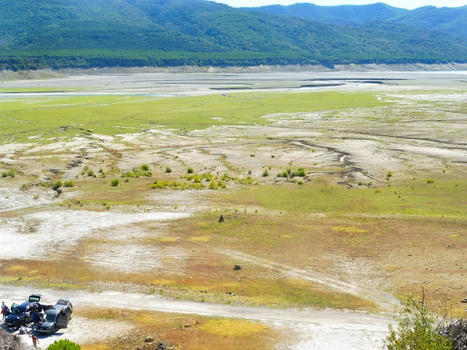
[0,0,466,70]
[249,2,467,38]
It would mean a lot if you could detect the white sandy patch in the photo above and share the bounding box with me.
[0,143,34,154]
[0,188,56,212]
[15,316,133,349]
[274,320,387,350]
[388,93,467,103]
[0,210,190,260]
[86,244,186,273]
[389,144,467,161]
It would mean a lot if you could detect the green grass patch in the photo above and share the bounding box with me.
[226,179,467,218]
[0,91,388,142]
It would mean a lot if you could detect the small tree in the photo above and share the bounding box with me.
[47,339,81,350]
[386,294,452,350]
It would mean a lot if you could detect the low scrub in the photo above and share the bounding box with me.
[122,165,152,178]
[63,180,75,187]
[47,339,80,350]
[386,295,452,350]
[1,170,15,178]
[277,168,306,179]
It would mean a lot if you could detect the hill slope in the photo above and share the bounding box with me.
[251,3,467,38]
[0,0,466,70]
[251,3,409,25]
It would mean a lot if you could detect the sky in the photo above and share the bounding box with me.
[213,0,467,9]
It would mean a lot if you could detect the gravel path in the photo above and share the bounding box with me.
[0,285,392,350]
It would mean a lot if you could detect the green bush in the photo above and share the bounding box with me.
[2,170,15,178]
[63,180,75,187]
[187,167,194,174]
[110,179,119,187]
[53,180,62,189]
[141,164,149,171]
[47,339,81,350]
[292,167,306,177]
[165,167,172,173]
[262,169,269,177]
[385,296,452,350]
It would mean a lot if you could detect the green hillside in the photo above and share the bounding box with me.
[0,0,466,70]
[252,3,467,38]
[251,3,409,25]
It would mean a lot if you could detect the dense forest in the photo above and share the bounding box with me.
[0,0,466,70]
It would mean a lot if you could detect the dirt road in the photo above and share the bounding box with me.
[0,285,391,349]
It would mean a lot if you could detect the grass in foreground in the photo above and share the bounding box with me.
[77,308,276,350]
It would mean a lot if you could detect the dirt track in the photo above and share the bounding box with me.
[0,285,392,350]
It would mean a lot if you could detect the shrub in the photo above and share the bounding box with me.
[385,295,452,350]
[87,169,94,177]
[427,179,434,184]
[141,164,149,171]
[53,181,62,189]
[262,169,269,177]
[236,176,253,185]
[165,167,172,173]
[187,167,194,174]
[63,180,75,187]
[2,170,15,178]
[47,339,81,350]
[110,179,119,187]
[292,167,306,177]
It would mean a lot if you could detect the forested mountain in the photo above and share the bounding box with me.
[251,3,467,38]
[0,0,466,70]
[250,3,409,26]
[394,6,467,38]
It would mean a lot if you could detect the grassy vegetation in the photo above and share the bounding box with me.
[0,91,387,142]
[226,178,467,218]
[77,308,276,350]
[168,209,466,317]
[0,255,375,311]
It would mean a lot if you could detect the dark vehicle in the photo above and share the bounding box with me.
[3,294,49,329]
[34,299,72,334]
[28,295,41,303]
[4,301,33,328]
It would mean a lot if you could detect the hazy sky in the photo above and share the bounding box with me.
[213,0,467,9]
